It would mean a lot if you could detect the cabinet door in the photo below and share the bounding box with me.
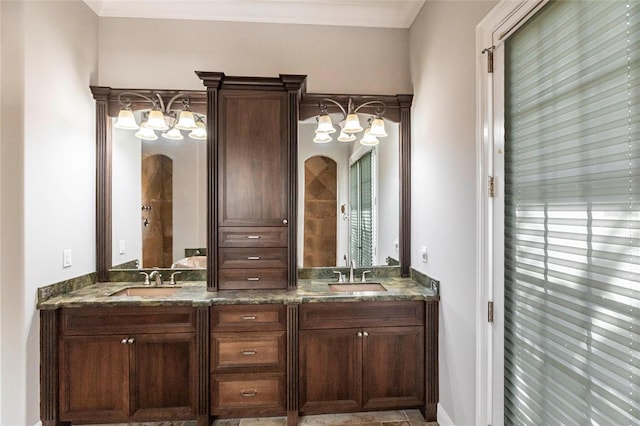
[219,90,289,226]
[59,335,129,422]
[299,328,362,414]
[362,326,424,410]
[130,333,197,420]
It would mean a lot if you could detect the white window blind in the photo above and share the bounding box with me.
[350,151,373,266]
[504,1,639,425]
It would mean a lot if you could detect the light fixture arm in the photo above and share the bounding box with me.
[319,98,348,119]
[352,100,386,117]
[117,91,192,112]
[318,97,386,119]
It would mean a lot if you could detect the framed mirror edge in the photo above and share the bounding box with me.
[92,83,413,282]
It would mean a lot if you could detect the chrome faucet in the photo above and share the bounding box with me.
[349,259,356,283]
[149,270,163,286]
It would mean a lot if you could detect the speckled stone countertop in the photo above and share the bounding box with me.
[37,277,439,310]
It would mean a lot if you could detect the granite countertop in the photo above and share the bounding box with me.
[37,277,439,310]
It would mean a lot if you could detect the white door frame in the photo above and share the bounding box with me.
[475,2,549,425]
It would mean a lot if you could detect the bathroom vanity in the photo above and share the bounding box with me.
[39,279,438,426]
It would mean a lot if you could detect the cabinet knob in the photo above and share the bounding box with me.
[121,338,128,344]
[247,256,261,260]
[241,350,257,356]
[282,219,288,224]
[247,235,261,239]
[247,277,260,281]
[240,390,258,397]
[363,331,369,337]
[357,332,363,337]
[241,315,257,320]
[127,337,135,344]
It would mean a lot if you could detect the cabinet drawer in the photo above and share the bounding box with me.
[212,332,285,372]
[218,269,287,290]
[61,306,195,336]
[300,301,425,330]
[211,304,286,331]
[219,227,287,248]
[219,248,287,269]
[211,373,286,415]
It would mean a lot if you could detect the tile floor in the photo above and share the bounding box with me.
[212,410,436,425]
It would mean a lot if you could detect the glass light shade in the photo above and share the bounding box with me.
[135,123,158,140]
[368,117,388,137]
[337,130,356,142]
[174,110,198,130]
[343,113,363,133]
[114,109,139,130]
[145,110,169,131]
[313,132,333,143]
[315,114,336,134]
[189,122,207,140]
[360,128,379,146]
[162,127,184,140]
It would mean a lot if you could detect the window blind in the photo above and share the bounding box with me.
[504,1,639,425]
[350,151,374,266]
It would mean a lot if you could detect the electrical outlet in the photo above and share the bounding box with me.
[63,249,72,268]
[420,246,428,263]
[119,240,126,255]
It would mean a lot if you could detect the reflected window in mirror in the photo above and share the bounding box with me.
[112,111,207,270]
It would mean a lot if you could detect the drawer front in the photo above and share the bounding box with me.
[219,247,287,269]
[218,269,287,290]
[212,332,285,372]
[219,227,287,248]
[211,373,286,415]
[211,304,286,331]
[61,306,195,335]
[300,301,425,330]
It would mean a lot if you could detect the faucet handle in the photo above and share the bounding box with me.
[169,271,181,286]
[333,271,344,283]
[139,272,150,285]
[361,270,372,282]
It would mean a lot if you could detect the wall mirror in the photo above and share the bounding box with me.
[91,87,207,280]
[299,94,412,274]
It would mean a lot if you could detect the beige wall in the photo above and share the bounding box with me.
[98,17,411,94]
[0,1,98,424]
[409,1,497,425]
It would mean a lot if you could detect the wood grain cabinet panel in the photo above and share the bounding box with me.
[299,302,426,416]
[218,269,287,290]
[58,307,197,423]
[212,331,285,372]
[219,247,287,269]
[211,373,286,416]
[218,227,288,248]
[211,304,286,332]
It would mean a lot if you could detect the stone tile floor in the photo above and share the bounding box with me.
[213,410,436,425]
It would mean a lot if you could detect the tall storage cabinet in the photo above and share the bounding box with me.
[197,72,306,291]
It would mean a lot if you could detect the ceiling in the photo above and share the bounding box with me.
[83,0,426,29]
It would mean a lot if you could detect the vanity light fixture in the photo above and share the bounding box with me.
[114,91,206,141]
[313,97,387,145]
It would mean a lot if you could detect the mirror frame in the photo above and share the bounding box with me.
[90,86,207,281]
[92,86,412,280]
[300,93,413,276]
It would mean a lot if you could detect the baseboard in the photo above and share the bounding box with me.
[437,402,455,426]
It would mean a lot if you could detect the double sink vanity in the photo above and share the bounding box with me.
[38,73,439,425]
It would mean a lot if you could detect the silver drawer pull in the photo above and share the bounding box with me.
[242,315,257,320]
[247,256,261,260]
[241,390,257,397]
[247,235,261,239]
[241,350,257,356]
[247,277,260,281]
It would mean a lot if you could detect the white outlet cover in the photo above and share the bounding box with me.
[119,240,126,255]
[63,249,72,268]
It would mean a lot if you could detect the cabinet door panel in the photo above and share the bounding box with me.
[362,326,424,410]
[130,333,196,420]
[299,328,361,414]
[59,336,129,422]
[219,91,289,226]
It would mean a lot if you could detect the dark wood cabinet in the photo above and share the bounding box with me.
[211,304,287,417]
[57,307,197,423]
[299,302,425,415]
[197,73,306,291]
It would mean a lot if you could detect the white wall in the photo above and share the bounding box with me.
[0,1,98,424]
[409,2,496,425]
[97,18,411,95]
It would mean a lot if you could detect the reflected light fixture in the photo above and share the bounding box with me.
[313,97,387,146]
[114,91,206,141]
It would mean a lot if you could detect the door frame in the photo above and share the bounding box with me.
[475,1,550,425]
